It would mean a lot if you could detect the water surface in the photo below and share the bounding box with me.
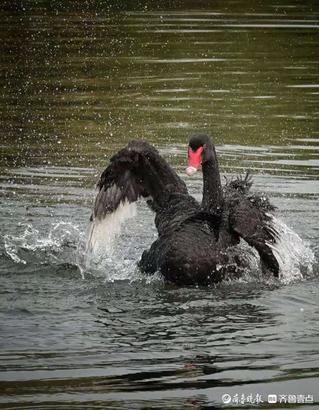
[1,1,319,408]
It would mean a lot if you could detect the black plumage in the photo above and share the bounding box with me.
[89,136,279,285]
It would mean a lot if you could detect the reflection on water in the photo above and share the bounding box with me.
[0,0,319,408]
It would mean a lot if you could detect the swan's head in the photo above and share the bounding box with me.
[186,134,212,176]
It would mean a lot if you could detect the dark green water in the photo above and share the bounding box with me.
[0,1,319,409]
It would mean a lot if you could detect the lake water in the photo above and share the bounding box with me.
[1,1,319,409]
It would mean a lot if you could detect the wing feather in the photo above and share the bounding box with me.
[229,197,279,276]
[86,140,188,256]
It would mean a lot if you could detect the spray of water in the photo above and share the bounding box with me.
[269,216,315,284]
[81,210,316,284]
[80,201,137,275]
[3,209,316,286]
[3,222,82,266]
[86,201,137,254]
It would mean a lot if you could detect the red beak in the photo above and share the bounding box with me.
[186,146,203,175]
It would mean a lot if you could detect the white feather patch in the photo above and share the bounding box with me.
[85,200,137,260]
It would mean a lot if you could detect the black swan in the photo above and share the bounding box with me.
[88,136,279,285]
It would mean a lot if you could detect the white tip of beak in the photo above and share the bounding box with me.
[186,166,198,176]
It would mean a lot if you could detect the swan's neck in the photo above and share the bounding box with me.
[202,149,223,214]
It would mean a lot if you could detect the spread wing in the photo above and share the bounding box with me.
[229,195,279,276]
[92,140,187,220]
[86,140,188,254]
[92,148,146,220]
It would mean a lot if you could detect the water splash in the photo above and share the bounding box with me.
[224,217,316,286]
[3,221,82,267]
[80,201,138,277]
[3,211,316,286]
[269,216,316,284]
[80,210,316,284]
[85,201,137,256]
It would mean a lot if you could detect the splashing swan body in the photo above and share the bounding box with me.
[87,136,279,285]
